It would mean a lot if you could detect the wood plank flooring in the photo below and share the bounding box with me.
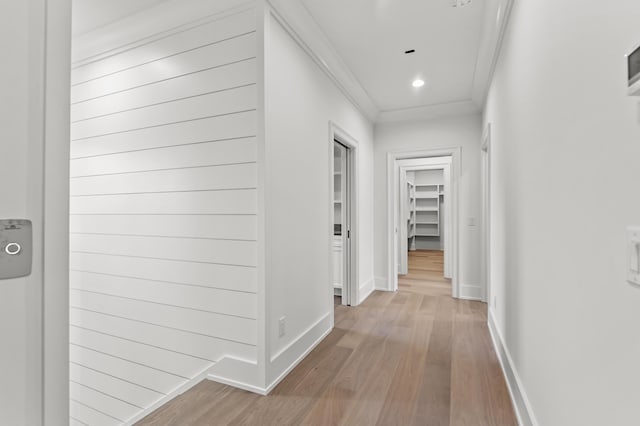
[138,250,517,426]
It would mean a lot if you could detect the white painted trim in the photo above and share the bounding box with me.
[265,1,377,121]
[43,1,72,423]
[329,122,360,308]
[374,276,388,291]
[265,312,332,394]
[72,0,256,64]
[459,284,483,301]
[488,310,539,426]
[386,148,461,298]
[471,0,516,107]
[481,123,492,304]
[377,100,480,124]
[358,278,375,305]
[126,367,211,425]
[208,357,263,394]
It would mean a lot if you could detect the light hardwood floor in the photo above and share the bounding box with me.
[138,250,517,426]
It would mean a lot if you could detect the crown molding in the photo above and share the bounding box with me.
[72,0,256,65]
[377,100,480,124]
[471,0,516,107]
[265,0,379,122]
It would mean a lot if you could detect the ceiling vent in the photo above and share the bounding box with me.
[452,0,472,7]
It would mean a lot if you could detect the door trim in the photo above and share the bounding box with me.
[387,147,461,297]
[328,122,359,321]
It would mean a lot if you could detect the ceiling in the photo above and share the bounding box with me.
[72,0,171,36]
[300,0,486,113]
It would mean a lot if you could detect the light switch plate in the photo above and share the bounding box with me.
[627,226,640,286]
[0,219,32,280]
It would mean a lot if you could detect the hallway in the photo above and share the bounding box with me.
[138,251,516,425]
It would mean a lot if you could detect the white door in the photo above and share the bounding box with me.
[0,1,70,424]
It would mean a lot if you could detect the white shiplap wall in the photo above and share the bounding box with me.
[69,8,258,425]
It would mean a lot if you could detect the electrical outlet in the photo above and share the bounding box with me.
[278,316,286,337]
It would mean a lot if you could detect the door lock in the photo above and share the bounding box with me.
[0,219,32,280]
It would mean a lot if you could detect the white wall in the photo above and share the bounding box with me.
[484,1,640,425]
[263,8,375,386]
[70,5,259,423]
[374,114,482,294]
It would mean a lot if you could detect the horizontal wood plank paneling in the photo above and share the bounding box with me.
[70,112,256,159]
[71,32,256,103]
[70,327,208,379]
[72,59,257,122]
[70,308,257,362]
[71,10,255,85]
[70,291,257,345]
[69,345,183,394]
[69,189,257,215]
[71,85,257,141]
[70,382,140,423]
[70,400,120,426]
[70,137,256,177]
[69,363,163,409]
[69,214,257,241]
[70,252,257,293]
[70,6,258,424]
[70,271,257,318]
[70,234,257,266]
[70,163,257,196]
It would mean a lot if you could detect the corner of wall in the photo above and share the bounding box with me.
[358,277,375,305]
[264,312,332,394]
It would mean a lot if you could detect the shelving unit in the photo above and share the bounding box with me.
[407,181,416,251]
[412,184,443,238]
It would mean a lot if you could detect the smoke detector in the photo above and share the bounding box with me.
[452,0,472,7]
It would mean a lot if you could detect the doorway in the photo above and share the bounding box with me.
[387,148,461,298]
[332,140,353,306]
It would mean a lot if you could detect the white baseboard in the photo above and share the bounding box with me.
[374,276,388,291]
[207,357,264,394]
[459,284,483,301]
[265,312,332,394]
[125,366,211,425]
[487,309,538,426]
[358,278,375,305]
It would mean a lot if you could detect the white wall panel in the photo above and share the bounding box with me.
[70,252,257,293]
[70,4,258,423]
[69,189,257,215]
[70,163,257,196]
[70,214,257,241]
[70,291,257,345]
[70,234,257,266]
[70,308,256,362]
[70,112,256,159]
[71,10,255,85]
[71,59,256,122]
[69,363,162,409]
[70,271,257,319]
[71,32,256,103]
[71,85,257,140]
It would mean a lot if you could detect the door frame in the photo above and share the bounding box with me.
[328,122,359,316]
[398,162,452,277]
[481,124,492,304]
[387,147,461,297]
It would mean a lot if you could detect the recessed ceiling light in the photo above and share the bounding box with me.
[412,79,425,88]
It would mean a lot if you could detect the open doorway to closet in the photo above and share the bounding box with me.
[332,140,353,306]
[387,148,461,298]
[398,158,453,297]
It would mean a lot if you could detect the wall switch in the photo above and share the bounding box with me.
[627,227,640,286]
[278,316,286,337]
